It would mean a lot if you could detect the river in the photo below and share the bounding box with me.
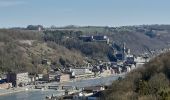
[0,74,124,100]
[0,90,63,100]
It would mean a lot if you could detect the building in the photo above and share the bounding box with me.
[116,53,124,61]
[79,36,93,42]
[92,35,108,41]
[0,83,12,89]
[70,68,92,77]
[79,35,109,43]
[110,68,116,75]
[36,74,43,81]
[111,66,122,74]
[56,74,70,82]
[42,73,70,82]
[134,56,150,63]
[28,74,37,84]
[42,72,64,82]
[70,68,94,78]
[27,25,43,31]
[7,72,29,87]
[42,73,57,81]
[122,66,131,73]
[125,56,135,64]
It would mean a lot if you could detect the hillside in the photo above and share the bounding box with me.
[102,52,170,100]
[0,29,86,74]
[1,24,170,74]
[0,28,114,74]
[55,25,170,55]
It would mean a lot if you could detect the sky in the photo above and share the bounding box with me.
[0,0,170,28]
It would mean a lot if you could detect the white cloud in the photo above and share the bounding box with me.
[0,0,26,7]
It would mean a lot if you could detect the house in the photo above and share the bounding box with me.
[134,56,149,63]
[27,25,43,31]
[134,56,150,67]
[56,74,70,82]
[42,73,57,81]
[7,72,29,87]
[79,36,93,42]
[92,35,108,41]
[0,78,12,89]
[112,66,122,74]
[122,66,131,73]
[92,35,110,44]
[37,74,43,80]
[70,68,93,78]
[125,57,135,64]
[110,68,116,75]
[42,71,66,82]
[116,53,124,61]
[0,83,12,89]
[79,35,109,43]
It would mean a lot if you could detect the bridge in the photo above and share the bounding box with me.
[35,84,77,90]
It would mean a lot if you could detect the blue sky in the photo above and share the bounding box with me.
[0,0,170,28]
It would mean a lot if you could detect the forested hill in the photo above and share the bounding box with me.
[102,52,170,100]
[52,25,170,54]
[0,29,111,74]
[1,24,170,74]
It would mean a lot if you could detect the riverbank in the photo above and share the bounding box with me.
[0,73,125,98]
[0,89,63,100]
[0,85,40,96]
[0,88,27,96]
[0,74,123,100]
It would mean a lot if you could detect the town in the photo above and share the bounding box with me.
[1,0,170,99]
[0,32,169,100]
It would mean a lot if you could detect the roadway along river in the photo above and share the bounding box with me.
[0,74,124,100]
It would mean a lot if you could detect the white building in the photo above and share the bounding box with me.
[7,72,29,87]
[134,56,149,63]
[70,68,92,77]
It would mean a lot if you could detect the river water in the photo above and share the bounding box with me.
[0,90,63,100]
[0,74,124,100]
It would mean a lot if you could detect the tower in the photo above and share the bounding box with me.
[38,27,41,31]
[122,42,126,61]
